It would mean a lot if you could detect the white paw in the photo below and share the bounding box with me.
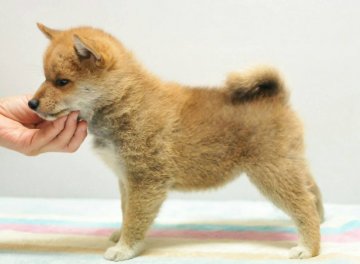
[104,243,142,261]
[289,246,312,259]
[109,230,121,243]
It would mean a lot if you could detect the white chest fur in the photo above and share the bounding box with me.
[92,137,127,183]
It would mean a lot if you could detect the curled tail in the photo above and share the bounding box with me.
[225,66,289,104]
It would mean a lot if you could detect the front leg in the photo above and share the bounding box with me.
[104,179,168,261]
[109,180,127,243]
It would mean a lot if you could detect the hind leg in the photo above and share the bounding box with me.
[247,161,321,258]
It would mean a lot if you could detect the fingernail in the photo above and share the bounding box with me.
[81,121,88,129]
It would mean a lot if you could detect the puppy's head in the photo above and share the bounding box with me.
[29,23,117,121]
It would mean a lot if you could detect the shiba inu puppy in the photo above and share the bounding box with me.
[29,23,324,261]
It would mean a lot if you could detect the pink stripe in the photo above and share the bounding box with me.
[1,224,360,242]
[149,229,360,243]
[324,229,360,242]
[0,224,112,236]
[149,229,298,241]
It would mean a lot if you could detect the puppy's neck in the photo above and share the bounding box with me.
[87,54,165,136]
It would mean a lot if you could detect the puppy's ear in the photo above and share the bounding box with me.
[73,34,101,61]
[37,23,61,39]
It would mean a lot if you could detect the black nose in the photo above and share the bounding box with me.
[28,99,40,110]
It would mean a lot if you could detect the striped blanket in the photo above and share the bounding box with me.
[0,198,359,263]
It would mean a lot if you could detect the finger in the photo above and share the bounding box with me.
[0,95,43,124]
[34,120,51,129]
[29,115,68,153]
[66,120,88,152]
[46,111,79,151]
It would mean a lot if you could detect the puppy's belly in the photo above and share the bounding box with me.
[171,168,242,191]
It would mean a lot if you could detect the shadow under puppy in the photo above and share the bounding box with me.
[29,24,324,261]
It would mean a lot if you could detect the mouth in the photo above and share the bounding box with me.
[37,108,71,121]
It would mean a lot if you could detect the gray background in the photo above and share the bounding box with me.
[0,0,359,203]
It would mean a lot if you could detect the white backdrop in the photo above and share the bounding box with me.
[0,0,359,203]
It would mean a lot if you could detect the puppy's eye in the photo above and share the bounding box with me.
[55,79,70,87]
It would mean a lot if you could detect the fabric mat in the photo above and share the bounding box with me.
[0,198,359,263]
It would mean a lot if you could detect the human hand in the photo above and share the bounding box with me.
[0,95,87,155]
